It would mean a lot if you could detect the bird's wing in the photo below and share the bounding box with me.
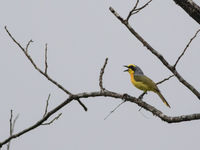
[134,75,158,91]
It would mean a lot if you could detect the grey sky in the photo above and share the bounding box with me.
[1,0,200,149]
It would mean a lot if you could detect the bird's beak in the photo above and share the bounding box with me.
[123,65,129,72]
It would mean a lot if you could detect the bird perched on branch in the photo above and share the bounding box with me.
[124,64,170,108]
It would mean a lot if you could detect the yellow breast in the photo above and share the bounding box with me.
[130,73,149,91]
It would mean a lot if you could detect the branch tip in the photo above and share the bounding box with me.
[76,99,88,111]
[42,113,62,126]
[44,43,48,74]
[43,94,51,117]
[156,75,174,85]
[99,58,108,91]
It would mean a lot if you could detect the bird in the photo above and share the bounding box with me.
[124,64,170,108]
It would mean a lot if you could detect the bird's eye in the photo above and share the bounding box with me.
[129,66,135,70]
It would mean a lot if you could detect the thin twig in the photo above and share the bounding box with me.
[25,40,33,53]
[126,0,152,21]
[76,98,88,111]
[44,43,48,74]
[126,0,139,21]
[42,113,62,125]
[7,110,13,150]
[7,110,19,150]
[43,94,51,117]
[174,29,200,68]
[12,115,19,132]
[156,75,174,85]
[133,0,152,13]
[99,58,108,91]
[104,100,126,120]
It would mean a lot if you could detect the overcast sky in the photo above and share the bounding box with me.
[1,0,200,149]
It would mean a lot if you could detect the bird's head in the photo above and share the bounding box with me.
[124,64,144,75]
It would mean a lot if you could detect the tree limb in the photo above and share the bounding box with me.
[173,0,200,24]
[1,90,200,148]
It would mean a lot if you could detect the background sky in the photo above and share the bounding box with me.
[1,0,200,149]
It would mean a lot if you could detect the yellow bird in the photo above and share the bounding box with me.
[124,64,170,108]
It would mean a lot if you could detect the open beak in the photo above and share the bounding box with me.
[123,65,129,72]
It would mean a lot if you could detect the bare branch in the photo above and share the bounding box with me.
[25,40,33,53]
[44,43,48,74]
[174,29,200,68]
[1,89,200,148]
[126,0,152,21]
[43,94,51,117]
[7,110,19,150]
[42,113,62,125]
[126,0,139,21]
[99,58,108,91]
[5,26,72,96]
[76,98,88,111]
[5,26,88,113]
[156,75,174,85]
[109,7,200,99]
[134,0,152,12]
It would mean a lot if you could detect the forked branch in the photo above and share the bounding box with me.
[4,26,87,112]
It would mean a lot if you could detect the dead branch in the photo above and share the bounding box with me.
[25,40,33,53]
[126,0,152,21]
[109,7,200,100]
[5,26,87,112]
[5,26,72,96]
[2,90,200,148]
[76,98,88,111]
[99,58,108,91]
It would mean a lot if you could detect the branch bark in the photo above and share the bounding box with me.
[174,0,200,24]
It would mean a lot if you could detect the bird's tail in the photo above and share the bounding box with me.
[156,91,171,108]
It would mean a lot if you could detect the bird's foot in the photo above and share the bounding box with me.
[138,91,147,100]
